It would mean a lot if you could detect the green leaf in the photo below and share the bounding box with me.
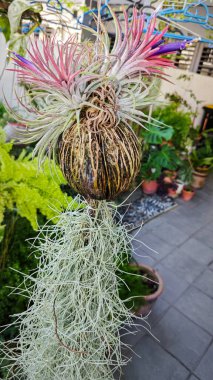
[149,145,181,171]
[143,125,174,145]
[0,15,10,42]
[0,126,80,231]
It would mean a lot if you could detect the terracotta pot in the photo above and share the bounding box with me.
[195,166,209,174]
[133,264,164,317]
[182,188,195,201]
[163,176,173,184]
[142,180,158,195]
[168,188,178,198]
[161,140,173,147]
[192,170,208,189]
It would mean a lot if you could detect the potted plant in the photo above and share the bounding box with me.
[141,162,159,194]
[167,182,179,198]
[141,144,181,194]
[118,261,164,317]
[182,185,195,201]
[190,129,213,188]
[176,158,193,193]
[192,156,213,188]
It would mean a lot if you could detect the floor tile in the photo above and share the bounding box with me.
[153,308,211,370]
[120,298,170,349]
[132,231,173,263]
[122,335,189,380]
[154,263,189,304]
[194,343,213,380]
[150,222,189,247]
[194,269,213,298]
[175,287,213,335]
[163,210,205,235]
[195,226,213,249]
[161,249,204,284]
[147,297,170,327]
[178,238,213,266]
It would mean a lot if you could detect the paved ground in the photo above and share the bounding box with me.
[121,175,213,380]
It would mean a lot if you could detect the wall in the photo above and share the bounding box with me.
[159,67,213,127]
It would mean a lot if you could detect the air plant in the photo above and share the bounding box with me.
[10,6,190,199]
[1,6,190,379]
[1,199,151,380]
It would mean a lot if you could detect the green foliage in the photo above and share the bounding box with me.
[141,161,161,181]
[0,215,40,341]
[191,129,213,169]
[118,264,154,310]
[178,159,193,184]
[0,102,12,128]
[0,128,76,233]
[140,145,180,181]
[0,14,10,42]
[2,0,42,54]
[142,124,174,145]
[152,103,192,149]
[149,145,181,171]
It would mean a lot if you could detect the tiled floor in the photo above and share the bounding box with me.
[121,175,213,380]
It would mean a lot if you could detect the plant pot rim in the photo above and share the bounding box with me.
[183,188,195,193]
[193,169,208,177]
[143,179,158,183]
[130,263,164,301]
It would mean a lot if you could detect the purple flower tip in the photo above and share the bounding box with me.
[150,40,189,57]
[12,52,37,70]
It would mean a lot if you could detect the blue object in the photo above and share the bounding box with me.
[28,0,213,44]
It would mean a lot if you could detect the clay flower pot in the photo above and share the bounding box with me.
[192,169,208,189]
[133,264,164,317]
[182,187,195,201]
[142,180,158,195]
[168,187,178,198]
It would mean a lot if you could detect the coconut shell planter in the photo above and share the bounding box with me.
[2,6,190,380]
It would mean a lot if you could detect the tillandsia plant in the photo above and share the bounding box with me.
[9,6,190,200]
[1,6,190,380]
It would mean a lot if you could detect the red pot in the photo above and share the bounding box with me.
[142,180,158,195]
[182,188,195,201]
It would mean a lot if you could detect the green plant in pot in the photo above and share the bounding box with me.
[141,144,181,194]
[182,185,195,202]
[191,131,213,188]
[152,103,192,151]
[141,161,160,195]
[118,257,163,317]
